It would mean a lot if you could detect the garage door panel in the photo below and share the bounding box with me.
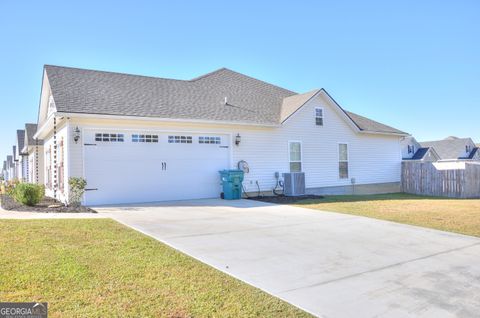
[84,131,230,205]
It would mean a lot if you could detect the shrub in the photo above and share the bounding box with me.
[13,183,45,206]
[5,179,20,197]
[68,177,87,206]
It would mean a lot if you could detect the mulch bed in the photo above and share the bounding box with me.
[247,194,324,204]
[0,194,96,213]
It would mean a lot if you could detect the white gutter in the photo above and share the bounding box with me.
[34,111,407,138]
[53,112,280,128]
[358,130,410,137]
[33,115,52,139]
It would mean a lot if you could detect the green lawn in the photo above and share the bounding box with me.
[0,219,311,318]
[295,193,480,237]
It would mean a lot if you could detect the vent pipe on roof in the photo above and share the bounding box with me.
[224,97,228,105]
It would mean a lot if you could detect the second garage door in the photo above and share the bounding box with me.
[83,130,231,205]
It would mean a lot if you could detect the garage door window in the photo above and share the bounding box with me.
[132,134,159,143]
[168,135,192,144]
[199,136,221,144]
[95,133,124,142]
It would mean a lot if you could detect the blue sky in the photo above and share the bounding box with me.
[1,0,479,161]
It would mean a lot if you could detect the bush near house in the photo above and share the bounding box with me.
[2,179,19,196]
[68,177,87,207]
[12,183,45,206]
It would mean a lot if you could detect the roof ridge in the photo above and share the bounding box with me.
[44,64,191,83]
[188,67,229,81]
[283,89,320,99]
[420,137,471,143]
[216,68,298,95]
[45,65,297,95]
[191,67,297,95]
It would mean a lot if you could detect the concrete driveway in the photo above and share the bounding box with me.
[95,199,480,318]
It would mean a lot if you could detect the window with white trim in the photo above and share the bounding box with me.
[339,143,349,179]
[95,133,124,142]
[199,136,221,144]
[47,95,56,117]
[132,134,159,143]
[168,135,192,144]
[289,141,302,172]
[315,107,324,126]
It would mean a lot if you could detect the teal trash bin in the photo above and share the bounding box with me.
[219,169,244,200]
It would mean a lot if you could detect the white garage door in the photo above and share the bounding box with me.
[83,130,230,205]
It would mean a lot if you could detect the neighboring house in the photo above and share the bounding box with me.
[420,137,479,161]
[22,123,44,184]
[34,65,408,205]
[11,145,18,180]
[6,155,14,181]
[401,136,440,162]
[16,129,28,181]
[1,160,6,181]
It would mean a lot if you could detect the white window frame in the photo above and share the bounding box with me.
[315,107,324,126]
[199,136,221,144]
[95,133,124,142]
[168,135,193,144]
[338,142,349,179]
[288,140,303,172]
[132,134,159,143]
[47,95,56,117]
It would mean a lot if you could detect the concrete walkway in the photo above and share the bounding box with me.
[95,199,480,318]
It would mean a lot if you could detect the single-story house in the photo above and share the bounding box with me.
[11,146,18,180]
[34,65,408,205]
[5,155,13,181]
[420,137,479,161]
[15,129,28,182]
[1,160,6,181]
[401,136,440,162]
[22,123,44,184]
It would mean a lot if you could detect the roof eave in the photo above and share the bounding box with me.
[357,130,410,137]
[53,112,281,128]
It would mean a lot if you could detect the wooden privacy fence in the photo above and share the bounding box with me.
[401,161,480,198]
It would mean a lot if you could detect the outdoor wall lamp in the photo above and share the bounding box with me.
[73,126,81,144]
[235,133,241,146]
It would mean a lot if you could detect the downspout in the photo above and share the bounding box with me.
[53,116,58,199]
[35,139,39,184]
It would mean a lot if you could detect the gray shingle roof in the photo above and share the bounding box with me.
[16,130,25,155]
[465,147,478,160]
[24,123,42,148]
[344,111,406,135]
[45,65,407,134]
[411,148,430,160]
[420,138,475,160]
